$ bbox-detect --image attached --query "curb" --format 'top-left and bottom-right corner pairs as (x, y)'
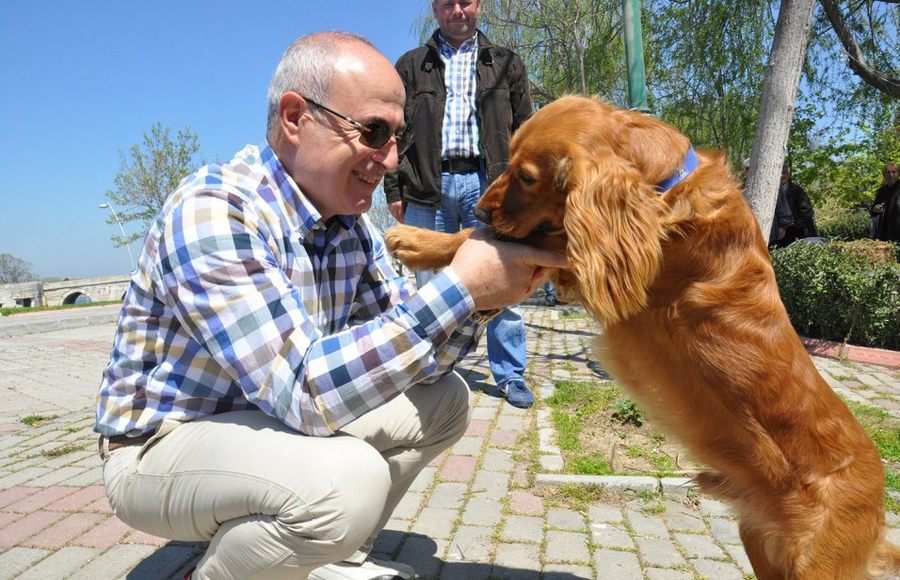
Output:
(535, 473), (698, 498)
(801, 336), (900, 369)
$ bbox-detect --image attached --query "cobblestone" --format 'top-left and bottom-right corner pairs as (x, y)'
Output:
(1, 304), (898, 578)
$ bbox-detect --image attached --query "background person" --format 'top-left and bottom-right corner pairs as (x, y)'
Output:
(95, 31), (564, 580)
(871, 162), (900, 242)
(384, 0), (536, 408)
(770, 163), (818, 247)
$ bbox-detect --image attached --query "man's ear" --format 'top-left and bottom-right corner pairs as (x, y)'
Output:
(279, 92), (307, 142)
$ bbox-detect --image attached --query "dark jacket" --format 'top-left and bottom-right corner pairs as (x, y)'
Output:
(872, 182), (900, 242)
(785, 181), (818, 238)
(384, 30), (532, 206)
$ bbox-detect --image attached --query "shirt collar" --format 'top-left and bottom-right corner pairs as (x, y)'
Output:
(259, 141), (357, 236)
(437, 30), (478, 57)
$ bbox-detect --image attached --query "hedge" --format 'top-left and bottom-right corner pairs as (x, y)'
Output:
(771, 239), (899, 350)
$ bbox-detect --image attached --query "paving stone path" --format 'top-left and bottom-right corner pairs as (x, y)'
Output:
(0, 303), (897, 579)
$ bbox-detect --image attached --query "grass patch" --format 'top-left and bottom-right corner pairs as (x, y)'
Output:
(0, 300), (120, 317)
(843, 399), (900, 512)
(545, 380), (700, 478)
(41, 442), (84, 458)
(21, 414), (57, 427)
(570, 453), (614, 475)
(546, 483), (609, 512)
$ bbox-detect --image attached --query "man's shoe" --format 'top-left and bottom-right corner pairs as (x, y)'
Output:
(307, 557), (417, 580)
(499, 381), (534, 409)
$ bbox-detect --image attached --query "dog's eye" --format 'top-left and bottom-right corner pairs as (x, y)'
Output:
(518, 171), (536, 186)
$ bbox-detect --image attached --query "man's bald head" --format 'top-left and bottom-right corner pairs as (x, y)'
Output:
(266, 32), (390, 140)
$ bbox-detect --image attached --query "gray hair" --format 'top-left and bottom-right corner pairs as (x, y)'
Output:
(266, 31), (374, 139)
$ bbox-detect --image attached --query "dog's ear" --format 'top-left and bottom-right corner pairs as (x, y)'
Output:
(553, 156), (573, 193)
(563, 150), (666, 324)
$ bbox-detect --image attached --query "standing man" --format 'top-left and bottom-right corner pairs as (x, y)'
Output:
(96, 32), (564, 580)
(871, 162), (900, 242)
(385, 0), (535, 408)
(770, 163), (818, 247)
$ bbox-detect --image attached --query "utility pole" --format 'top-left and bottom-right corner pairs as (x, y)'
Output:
(623, 0), (650, 112)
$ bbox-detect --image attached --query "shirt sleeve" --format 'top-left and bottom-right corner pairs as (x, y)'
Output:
(152, 190), (479, 436)
(350, 219), (485, 381)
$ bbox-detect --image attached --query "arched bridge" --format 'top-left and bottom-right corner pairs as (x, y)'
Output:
(0, 275), (129, 309)
(41, 275), (130, 307)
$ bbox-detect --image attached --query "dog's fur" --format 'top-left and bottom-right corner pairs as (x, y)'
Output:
(385, 96), (900, 579)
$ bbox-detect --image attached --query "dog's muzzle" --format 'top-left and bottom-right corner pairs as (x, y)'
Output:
(474, 206), (492, 224)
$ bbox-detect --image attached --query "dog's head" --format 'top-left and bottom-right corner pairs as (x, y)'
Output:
(477, 96), (693, 323)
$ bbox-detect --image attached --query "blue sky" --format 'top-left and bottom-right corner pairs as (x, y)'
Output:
(0, 0), (427, 279)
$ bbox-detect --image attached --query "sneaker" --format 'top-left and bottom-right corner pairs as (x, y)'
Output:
(307, 556), (417, 580)
(498, 381), (534, 409)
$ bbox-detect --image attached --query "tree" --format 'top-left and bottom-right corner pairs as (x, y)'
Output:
(745, 0), (819, 240)
(816, 0), (899, 98)
(480, 0), (628, 104)
(105, 123), (202, 245)
(647, 0), (774, 166)
(0, 253), (37, 284)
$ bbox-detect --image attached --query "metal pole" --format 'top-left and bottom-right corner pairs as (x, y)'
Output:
(99, 202), (136, 271)
(623, 0), (650, 112)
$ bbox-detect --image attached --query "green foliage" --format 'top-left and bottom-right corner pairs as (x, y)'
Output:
(814, 198), (871, 241)
(649, 0), (770, 163)
(612, 399), (645, 427)
(771, 240), (900, 349)
(480, 0), (627, 103)
(106, 123), (202, 246)
(791, 119), (900, 208)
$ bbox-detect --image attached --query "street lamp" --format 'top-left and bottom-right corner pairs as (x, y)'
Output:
(99, 202), (136, 271)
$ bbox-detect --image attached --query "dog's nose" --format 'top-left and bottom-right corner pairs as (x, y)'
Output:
(474, 206), (492, 224)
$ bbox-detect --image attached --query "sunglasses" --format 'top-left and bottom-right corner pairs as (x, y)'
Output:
(303, 95), (411, 153)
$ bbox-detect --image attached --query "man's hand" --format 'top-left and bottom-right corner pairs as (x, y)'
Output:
(388, 201), (404, 223)
(447, 230), (568, 310)
(873, 202), (885, 215)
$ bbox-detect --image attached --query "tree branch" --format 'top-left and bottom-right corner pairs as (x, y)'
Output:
(818, 0), (900, 97)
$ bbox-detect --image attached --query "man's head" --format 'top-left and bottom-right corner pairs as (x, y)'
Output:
(780, 163), (791, 187)
(432, 0), (481, 48)
(883, 162), (898, 186)
(267, 32), (405, 220)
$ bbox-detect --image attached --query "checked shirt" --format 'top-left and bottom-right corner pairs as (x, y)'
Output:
(95, 143), (482, 437)
(438, 32), (480, 160)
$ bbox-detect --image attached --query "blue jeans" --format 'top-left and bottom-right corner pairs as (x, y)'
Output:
(405, 170), (527, 389)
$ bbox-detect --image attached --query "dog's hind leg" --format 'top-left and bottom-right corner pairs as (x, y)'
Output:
(738, 520), (786, 580)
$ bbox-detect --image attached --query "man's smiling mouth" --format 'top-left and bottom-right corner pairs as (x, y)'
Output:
(353, 170), (381, 185)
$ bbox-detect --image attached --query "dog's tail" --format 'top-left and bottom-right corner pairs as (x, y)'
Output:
(868, 534), (900, 578)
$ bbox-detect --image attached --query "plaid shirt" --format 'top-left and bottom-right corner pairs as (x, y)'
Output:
(438, 32), (480, 159)
(95, 143), (482, 437)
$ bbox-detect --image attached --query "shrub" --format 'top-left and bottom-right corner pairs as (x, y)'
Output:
(771, 239), (900, 350)
(815, 197), (871, 241)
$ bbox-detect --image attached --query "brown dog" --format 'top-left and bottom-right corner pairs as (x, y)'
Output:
(385, 96), (899, 579)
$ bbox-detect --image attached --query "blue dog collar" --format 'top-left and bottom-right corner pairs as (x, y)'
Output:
(656, 145), (698, 192)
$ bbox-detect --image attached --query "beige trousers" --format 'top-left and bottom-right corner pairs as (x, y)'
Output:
(102, 373), (471, 579)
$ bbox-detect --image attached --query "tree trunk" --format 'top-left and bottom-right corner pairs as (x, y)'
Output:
(744, 0), (817, 241)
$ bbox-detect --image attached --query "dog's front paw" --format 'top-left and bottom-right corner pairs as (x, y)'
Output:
(384, 225), (464, 270)
(384, 225), (428, 268)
